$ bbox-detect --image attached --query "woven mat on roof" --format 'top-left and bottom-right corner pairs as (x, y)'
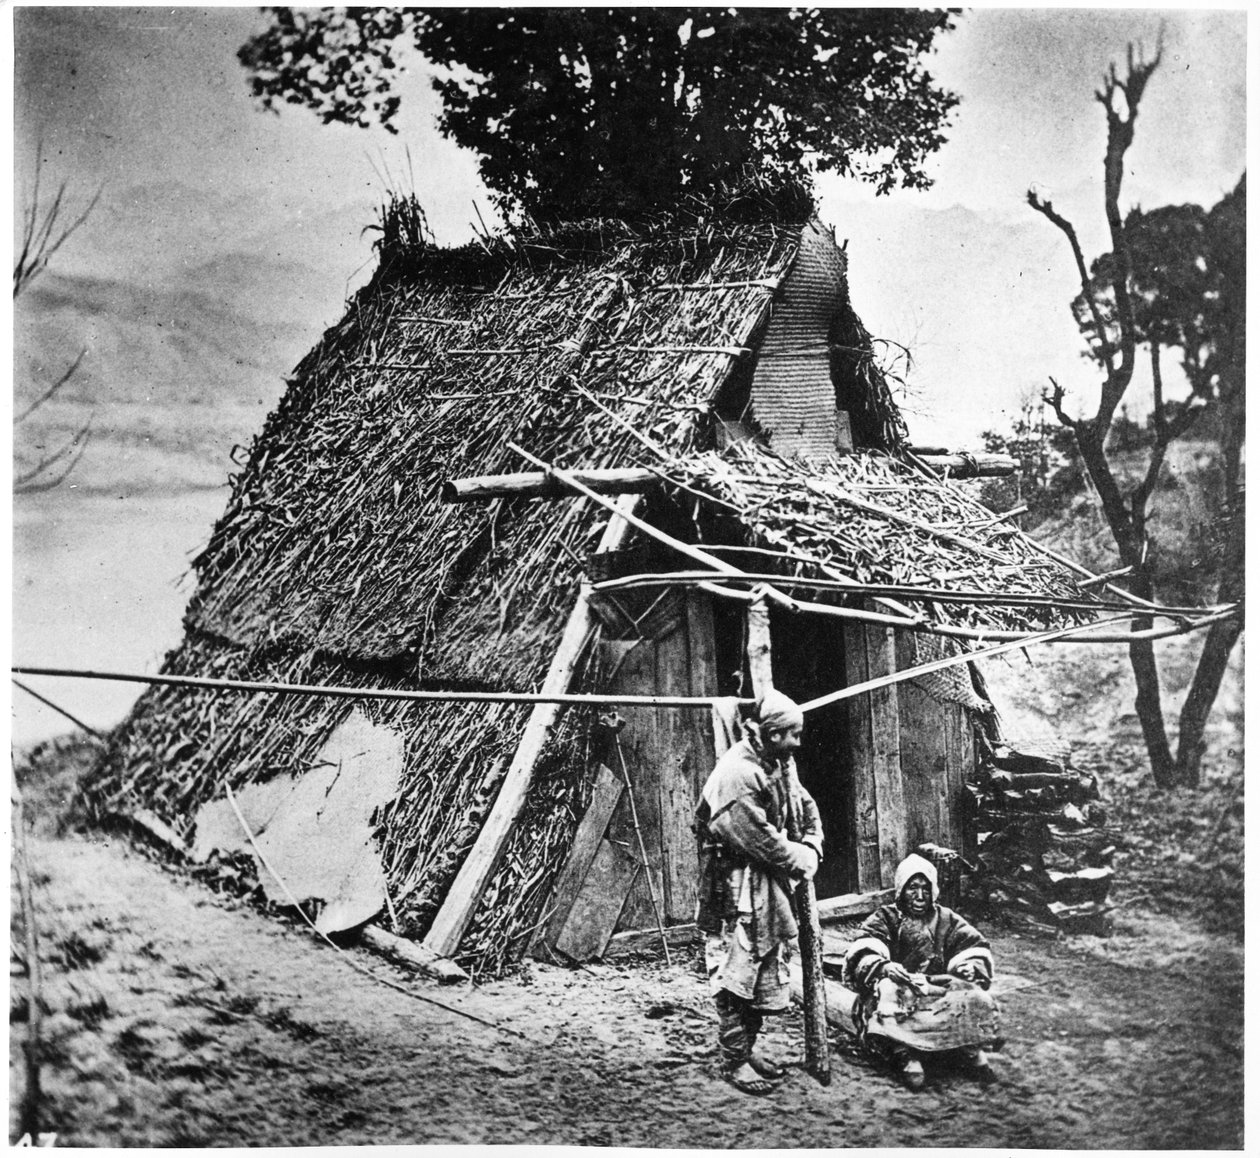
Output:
(908, 634), (992, 712)
(660, 443), (1101, 634)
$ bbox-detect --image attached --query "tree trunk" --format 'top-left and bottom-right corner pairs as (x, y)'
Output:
(1129, 632), (1176, 788)
(1174, 616), (1243, 788)
(1074, 429), (1177, 789)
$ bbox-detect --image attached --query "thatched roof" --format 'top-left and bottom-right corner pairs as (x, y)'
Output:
(653, 443), (1095, 635)
(185, 199), (886, 682)
(84, 192), (1094, 975)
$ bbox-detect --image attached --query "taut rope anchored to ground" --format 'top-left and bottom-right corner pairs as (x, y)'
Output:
(222, 781), (538, 1044)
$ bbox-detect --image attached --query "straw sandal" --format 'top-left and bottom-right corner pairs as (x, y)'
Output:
(749, 1054), (788, 1082)
(724, 1063), (776, 1095)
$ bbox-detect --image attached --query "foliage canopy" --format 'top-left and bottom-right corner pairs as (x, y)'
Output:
(1075, 176), (1246, 423)
(239, 7), (960, 220)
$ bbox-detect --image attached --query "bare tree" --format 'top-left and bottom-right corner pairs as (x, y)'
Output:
(1029, 37), (1244, 788)
(13, 166), (99, 493)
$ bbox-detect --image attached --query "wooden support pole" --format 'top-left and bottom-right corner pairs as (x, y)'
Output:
(442, 468), (658, 503)
(745, 597), (831, 1086)
(745, 598), (774, 694)
(910, 452), (1018, 478)
(422, 495), (640, 959)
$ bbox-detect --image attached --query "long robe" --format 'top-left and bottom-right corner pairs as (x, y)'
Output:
(844, 899), (999, 1054)
(694, 731), (822, 959)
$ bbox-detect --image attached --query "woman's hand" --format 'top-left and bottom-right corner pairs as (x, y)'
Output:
(952, 961), (980, 983)
(881, 961), (915, 987)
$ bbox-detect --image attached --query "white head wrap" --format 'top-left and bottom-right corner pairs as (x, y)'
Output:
(755, 688), (804, 732)
(895, 852), (939, 905)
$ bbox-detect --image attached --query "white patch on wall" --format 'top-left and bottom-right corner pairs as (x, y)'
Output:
(191, 708), (404, 933)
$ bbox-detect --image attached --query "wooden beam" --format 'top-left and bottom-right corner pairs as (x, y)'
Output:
(789, 961), (859, 1027)
(911, 452), (1018, 478)
(746, 598), (774, 693)
(422, 495), (639, 958)
(361, 925), (468, 984)
(442, 468), (658, 504)
(867, 623), (907, 885)
(745, 595), (830, 1085)
(816, 887), (894, 923)
(602, 923), (699, 959)
(442, 454), (1017, 507)
(552, 839), (640, 961)
(535, 764), (625, 952)
(843, 622), (882, 891)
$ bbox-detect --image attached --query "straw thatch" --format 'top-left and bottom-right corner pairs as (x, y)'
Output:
(83, 187), (1093, 975)
(653, 442), (1096, 634)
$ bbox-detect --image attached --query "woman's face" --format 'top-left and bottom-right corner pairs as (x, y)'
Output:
(901, 874), (933, 916)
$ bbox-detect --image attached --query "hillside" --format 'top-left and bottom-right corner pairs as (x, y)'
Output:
(14, 266), (328, 495)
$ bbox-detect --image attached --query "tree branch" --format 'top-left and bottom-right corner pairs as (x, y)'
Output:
(14, 417), (93, 495)
(15, 349), (87, 424)
(1041, 376), (1080, 430)
(1095, 35), (1163, 421)
(1026, 192), (1115, 370)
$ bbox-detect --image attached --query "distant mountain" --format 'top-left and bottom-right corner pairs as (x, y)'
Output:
(14, 263), (330, 495)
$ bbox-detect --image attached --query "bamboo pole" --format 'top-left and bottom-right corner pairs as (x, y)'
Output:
(12, 677), (104, 737)
(422, 494), (640, 959)
(12, 603), (1235, 720)
(796, 613), (1146, 714)
(591, 570), (1215, 616)
(9, 665), (745, 709)
(690, 585), (1236, 645)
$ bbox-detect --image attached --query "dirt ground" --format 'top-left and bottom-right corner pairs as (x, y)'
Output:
(10, 822), (1243, 1149)
(10, 638), (1244, 1148)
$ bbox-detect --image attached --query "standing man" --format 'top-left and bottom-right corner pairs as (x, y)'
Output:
(694, 689), (823, 1094)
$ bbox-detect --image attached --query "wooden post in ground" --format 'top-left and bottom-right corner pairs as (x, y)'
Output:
(746, 598), (831, 1085)
(422, 495), (639, 959)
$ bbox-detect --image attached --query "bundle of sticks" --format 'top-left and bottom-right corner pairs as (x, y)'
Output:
(966, 741), (1116, 936)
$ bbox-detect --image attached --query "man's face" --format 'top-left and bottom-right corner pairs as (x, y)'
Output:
(902, 874), (933, 916)
(764, 723), (803, 755)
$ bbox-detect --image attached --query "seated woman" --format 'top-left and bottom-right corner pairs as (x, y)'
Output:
(844, 852), (1000, 1090)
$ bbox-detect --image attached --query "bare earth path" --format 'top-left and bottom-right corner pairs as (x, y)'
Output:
(11, 831), (1242, 1148)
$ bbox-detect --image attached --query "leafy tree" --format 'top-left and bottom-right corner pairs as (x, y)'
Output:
(979, 388), (1081, 522)
(239, 7), (960, 221)
(1029, 39), (1244, 788)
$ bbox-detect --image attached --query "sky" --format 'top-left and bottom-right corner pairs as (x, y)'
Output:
(14, 6), (1246, 257)
(12, 5), (1247, 429)
(6, 3), (1250, 743)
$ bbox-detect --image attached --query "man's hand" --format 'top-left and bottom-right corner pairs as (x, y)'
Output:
(881, 961), (915, 987)
(792, 843), (820, 881)
(952, 961), (981, 983)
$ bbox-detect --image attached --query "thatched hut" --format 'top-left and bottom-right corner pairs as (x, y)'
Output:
(85, 187), (1102, 975)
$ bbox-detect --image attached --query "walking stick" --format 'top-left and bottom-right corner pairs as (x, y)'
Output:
(786, 774), (831, 1085)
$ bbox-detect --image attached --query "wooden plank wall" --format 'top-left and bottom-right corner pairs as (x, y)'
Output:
(894, 632), (977, 857)
(842, 619), (905, 891)
(603, 592), (717, 931)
